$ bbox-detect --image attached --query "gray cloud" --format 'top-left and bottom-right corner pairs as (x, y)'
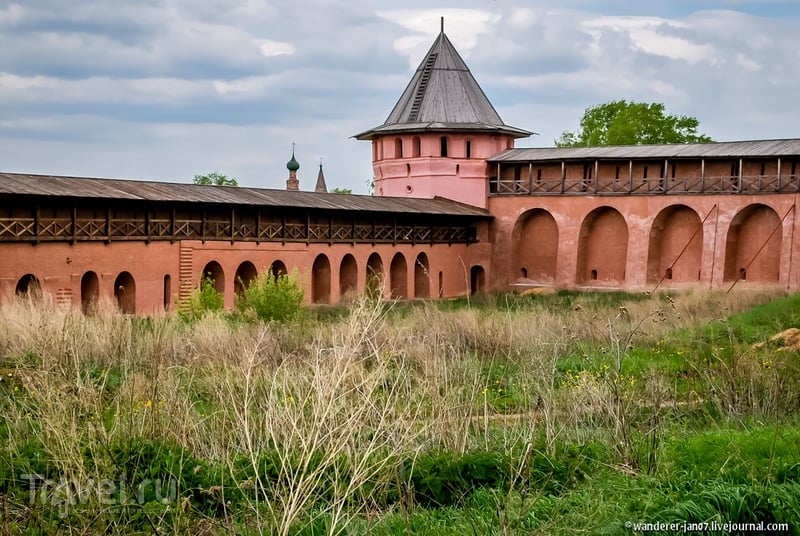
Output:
(1, 0), (798, 193)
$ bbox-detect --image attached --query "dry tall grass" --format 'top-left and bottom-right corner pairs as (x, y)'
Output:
(0, 287), (791, 534)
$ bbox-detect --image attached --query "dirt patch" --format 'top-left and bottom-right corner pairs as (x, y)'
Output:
(753, 327), (800, 352)
(520, 287), (557, 296)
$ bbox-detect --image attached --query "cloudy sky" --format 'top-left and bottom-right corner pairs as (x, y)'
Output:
(1, 0), (798, 193)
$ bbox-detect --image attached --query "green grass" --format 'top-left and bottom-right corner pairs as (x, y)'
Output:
(2, 290), (800, 534)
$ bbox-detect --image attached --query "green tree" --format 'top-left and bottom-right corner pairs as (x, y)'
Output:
(193, 172), (238, 186)
(555, 100), (712, 147)
(330, 187), (352, 194)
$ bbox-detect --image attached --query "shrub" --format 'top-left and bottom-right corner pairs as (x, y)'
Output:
(179, 275), (224, 321)
(237, 268), (305, 323)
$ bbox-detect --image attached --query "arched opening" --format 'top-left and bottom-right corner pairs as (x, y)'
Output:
(513, 209), (559, 284)
(389, 253), (407, 299)
(414, 253), (430, 299)
(81, 271), (100, 313)
(114, 271), (136, 314)
(646, 205), (703, 284)
(201, 261), (225, 295)
(366, 253), (383, 297)
(15, 274), (41, 298)
(395, 138), (403, 158)
(412, 136), (421, 157)
(576, 207), (628, 285)
(234, 261), (258, 296)
(163, 274), (171, 310)
(724, 204), (782, 283)
(312, 254), (331, 304)
(339, 254), (358, 301)
(470, 266), (485, 295)
(271, 260), (288, 279)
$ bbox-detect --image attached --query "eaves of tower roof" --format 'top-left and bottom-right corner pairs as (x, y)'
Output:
(355, 30), (531, 140)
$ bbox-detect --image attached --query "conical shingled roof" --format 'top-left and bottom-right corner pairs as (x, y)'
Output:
(355, 28), (530, 140)
(314, 164), (328, 193)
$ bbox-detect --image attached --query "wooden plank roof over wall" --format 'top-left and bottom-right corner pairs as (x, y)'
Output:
(0, 172), (491, 218)
(489, 139), (800, 163)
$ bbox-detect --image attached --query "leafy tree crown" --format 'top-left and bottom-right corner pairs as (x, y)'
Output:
(193, 172), (238, 187)
(555, 100), (712, 147)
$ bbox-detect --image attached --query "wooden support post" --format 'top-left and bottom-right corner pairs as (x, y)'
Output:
(230, 208), (235, 243)
(145, 209), (151, 243)
(628, 160), (633, 193)
(528, 162), (533, 193)
(738, 157), (743, 192)
(561, 161), (566, 193)
(256, 210), (261, 244)
(170, 207), (176, 242)
(34, 205), (40, 244)
(701, 159), (705, 192)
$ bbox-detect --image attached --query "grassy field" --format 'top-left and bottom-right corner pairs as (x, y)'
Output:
(1, 288), (799, 535)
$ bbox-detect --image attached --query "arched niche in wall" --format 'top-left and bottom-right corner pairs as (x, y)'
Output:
(366, 253), (384, 297)
(647, 205), (703, 284)
(389, 253), (407, 299)
(15, 274), (41, 298)
(271, 260), (288, 278)
(414, 252), (430, 299)
(312, 254), (331, 304)
(114, 271), (136, 314)
(470, 266), (485, 295)
(81, 271), (100, 313)
(724, 204), (782, 283)
(339, 254), (358, 301)
(576, 207), (628, 285)
(201, 261), (225, 295)
(234, 261), (258, 296)
(512, 208), (559, 284)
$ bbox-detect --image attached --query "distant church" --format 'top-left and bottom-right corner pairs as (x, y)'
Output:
(2, 22), (799, 313)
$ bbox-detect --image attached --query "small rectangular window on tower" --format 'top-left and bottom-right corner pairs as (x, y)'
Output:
(440, 137), (448, 157)
(465, 140), (472, 159)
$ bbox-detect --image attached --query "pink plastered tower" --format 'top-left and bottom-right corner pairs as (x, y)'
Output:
(355, 20), (530, 209)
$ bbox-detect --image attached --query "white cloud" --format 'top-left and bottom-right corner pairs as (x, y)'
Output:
(257, 39), (295, 57)
(736, 53), (761, 71)
(582, 16), (716, 64)
(377, 8), (500, 67)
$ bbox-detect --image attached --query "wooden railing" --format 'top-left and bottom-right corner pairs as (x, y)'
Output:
(0, 212), (477, 245)
(489, 174), (800, 196)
